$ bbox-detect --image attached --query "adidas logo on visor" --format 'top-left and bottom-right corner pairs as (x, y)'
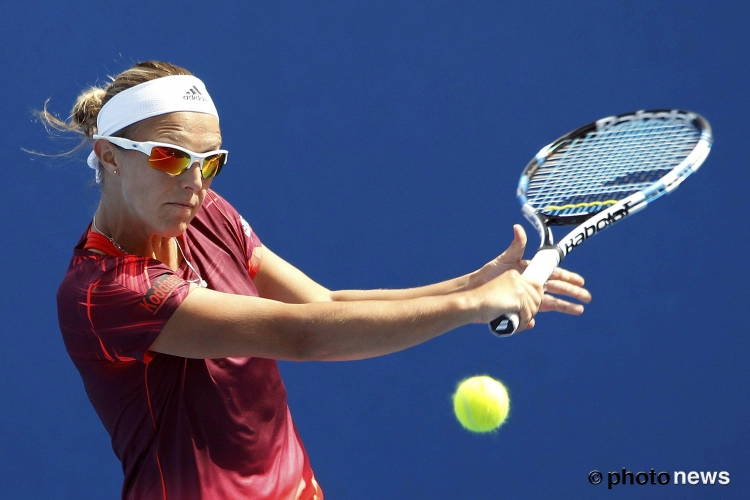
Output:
(184, 85), (208, 102)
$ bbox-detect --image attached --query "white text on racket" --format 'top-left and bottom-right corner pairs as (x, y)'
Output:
(563, 201), (633, 255)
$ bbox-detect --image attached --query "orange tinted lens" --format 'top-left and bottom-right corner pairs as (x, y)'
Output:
(149, 147), (191, 174)
(201, 153), (226, 178)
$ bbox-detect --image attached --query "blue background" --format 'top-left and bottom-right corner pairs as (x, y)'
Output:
(1, 1), (747, 498)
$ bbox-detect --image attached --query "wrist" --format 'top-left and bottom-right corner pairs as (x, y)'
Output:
(453, 288), (481, 324)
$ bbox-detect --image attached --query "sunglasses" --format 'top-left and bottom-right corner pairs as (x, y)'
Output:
(93, 135), (228, 178)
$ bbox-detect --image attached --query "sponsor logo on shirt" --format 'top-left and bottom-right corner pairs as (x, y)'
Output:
(140, 274), (184, 314)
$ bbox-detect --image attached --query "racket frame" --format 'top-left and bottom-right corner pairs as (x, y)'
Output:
(489, 109), (712, 336)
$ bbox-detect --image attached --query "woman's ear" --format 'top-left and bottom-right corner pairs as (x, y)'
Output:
(94, 139), (120, 176)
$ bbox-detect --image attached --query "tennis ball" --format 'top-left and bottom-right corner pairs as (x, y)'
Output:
(453, 375), (510, 433)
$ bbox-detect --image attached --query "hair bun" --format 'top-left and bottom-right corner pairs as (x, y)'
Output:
(71, 86), (107, 138)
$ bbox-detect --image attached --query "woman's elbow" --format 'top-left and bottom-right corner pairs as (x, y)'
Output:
(280, 329), (350, 362)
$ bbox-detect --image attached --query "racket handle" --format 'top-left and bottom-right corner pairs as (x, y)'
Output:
(488, 248), (561, 337)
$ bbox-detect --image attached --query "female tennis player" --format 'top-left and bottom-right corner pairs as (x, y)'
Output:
(47, 61), (591, 500)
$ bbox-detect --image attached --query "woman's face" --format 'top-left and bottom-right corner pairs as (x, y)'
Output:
(107, 112), (222, 238)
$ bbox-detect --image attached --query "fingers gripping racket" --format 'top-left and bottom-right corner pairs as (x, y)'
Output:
(489, 109), (712, 336)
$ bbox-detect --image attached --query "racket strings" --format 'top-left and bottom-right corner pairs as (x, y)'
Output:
(526, 118), (701, 217)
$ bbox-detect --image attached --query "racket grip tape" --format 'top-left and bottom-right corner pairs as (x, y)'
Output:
(488, 247), (562, 337)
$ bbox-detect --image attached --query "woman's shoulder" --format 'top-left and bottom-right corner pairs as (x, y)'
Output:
(191, 190), (262, 273)
(58, 245), (175, 303)
(194, 189), (250, 237)
(201, 189), (237, 216)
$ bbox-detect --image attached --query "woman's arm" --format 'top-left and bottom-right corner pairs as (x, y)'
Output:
(252, 244), (471, 303)
(150, 267), (541, 361)
(149, 225), (589, 361)
(255, 225), (591, 311)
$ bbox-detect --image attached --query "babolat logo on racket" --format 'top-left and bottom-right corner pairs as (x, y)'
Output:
(596, 110), (697, 131)
(140, 274), (184, 314)
(563, 202), (633, 255)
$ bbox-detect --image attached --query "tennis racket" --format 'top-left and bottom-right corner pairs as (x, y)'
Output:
(489, 109), (712, 336)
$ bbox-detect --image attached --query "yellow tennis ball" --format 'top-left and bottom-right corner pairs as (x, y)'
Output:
(453, 375), (510, 433)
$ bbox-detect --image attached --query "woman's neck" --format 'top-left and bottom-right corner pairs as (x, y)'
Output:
(93, 205), (182, 270)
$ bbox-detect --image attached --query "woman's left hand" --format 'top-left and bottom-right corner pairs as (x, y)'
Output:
(467, 224), (592, 316)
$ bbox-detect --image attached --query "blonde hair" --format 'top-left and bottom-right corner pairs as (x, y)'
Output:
(37, 61), (192, 149)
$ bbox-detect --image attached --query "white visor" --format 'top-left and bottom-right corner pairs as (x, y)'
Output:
(87, 74), (219, 182)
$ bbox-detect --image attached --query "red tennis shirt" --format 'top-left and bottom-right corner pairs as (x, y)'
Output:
(57, 190), (322, 500)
